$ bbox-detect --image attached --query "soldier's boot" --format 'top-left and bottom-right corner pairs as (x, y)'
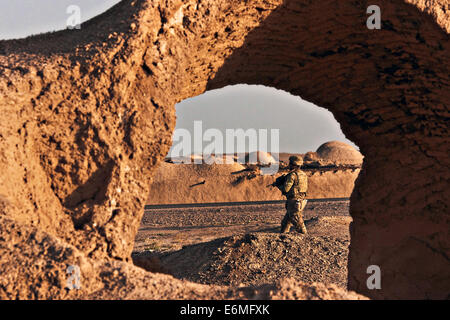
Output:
(281, 221), (292, 233)
(298, 222), (308, 235)
(294, 214), (308, 235)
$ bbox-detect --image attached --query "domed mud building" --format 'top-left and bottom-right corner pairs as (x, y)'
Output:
(240, 151), (277, 165)
(316, 141), (364, 165)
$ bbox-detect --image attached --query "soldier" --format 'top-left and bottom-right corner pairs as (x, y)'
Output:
(271, 155), (308, 234)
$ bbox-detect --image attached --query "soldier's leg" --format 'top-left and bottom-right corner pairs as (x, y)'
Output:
(280, 213), (292, 233)
(296, 200), (308, 234)
(298, 212), (308, 234)
(292, 211), (307, 234)
(281, 201), (293, 233)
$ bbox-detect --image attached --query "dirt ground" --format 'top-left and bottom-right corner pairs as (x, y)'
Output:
(133, 200), (352, 288)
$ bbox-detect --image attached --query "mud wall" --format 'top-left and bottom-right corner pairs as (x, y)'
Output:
(0, 0), (448, 299)
(147, 162), (360, 204)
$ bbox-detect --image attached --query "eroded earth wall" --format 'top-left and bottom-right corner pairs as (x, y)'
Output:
(0, 0), (448, 299)
(146, 163), (361, 204)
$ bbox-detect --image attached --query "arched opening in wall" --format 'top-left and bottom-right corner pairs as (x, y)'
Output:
(132, 84), (364, 289)
(0, 0), (445, 300)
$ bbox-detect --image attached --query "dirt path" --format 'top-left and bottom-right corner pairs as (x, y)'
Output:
(133, 200), (350, 253)
(158, 232), (350, 288)
(132, 200), (351, 289)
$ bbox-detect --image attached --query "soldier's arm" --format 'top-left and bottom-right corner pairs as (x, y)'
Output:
(280, 173), (295, 193)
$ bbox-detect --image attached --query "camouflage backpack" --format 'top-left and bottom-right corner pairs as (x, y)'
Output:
(286, 170), (308, 199)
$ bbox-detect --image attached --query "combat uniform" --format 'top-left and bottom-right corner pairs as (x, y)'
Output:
(277, 166), (308, 234)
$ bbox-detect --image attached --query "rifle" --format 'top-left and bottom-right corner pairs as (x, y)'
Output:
(266, 174), (287, 188)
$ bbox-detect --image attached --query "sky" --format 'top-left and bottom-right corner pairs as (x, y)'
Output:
(1, 1), (357, 154)
(0, 0), (122, 40)
(174, 85), (356, 154)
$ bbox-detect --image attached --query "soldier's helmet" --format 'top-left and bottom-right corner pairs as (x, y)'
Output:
(289, 155), (303, 167)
